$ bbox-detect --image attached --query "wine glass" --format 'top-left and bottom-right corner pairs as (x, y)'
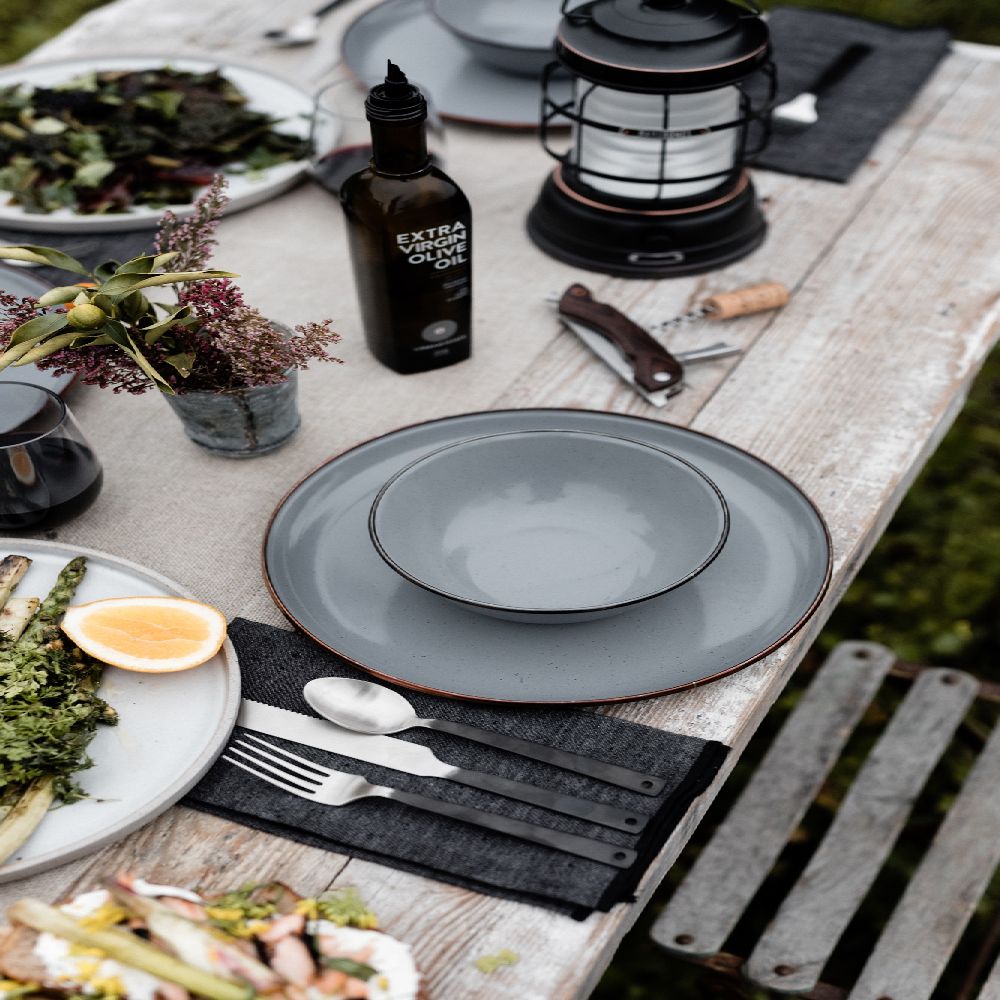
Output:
(310, 78), (447, 197)
(0, 382), (103, 531)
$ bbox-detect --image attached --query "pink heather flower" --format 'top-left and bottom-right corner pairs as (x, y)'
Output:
(0, 290), (41, 347)
(153, 173), (228, 271)
(24, 176), (341, 394)
(38, 344), (152, 394)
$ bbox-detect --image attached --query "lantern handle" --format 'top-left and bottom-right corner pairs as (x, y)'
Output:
(560, 0), (592, 25)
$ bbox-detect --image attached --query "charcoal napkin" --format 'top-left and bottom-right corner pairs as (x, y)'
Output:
(0, 227), (152, 285)
(186, 618), (728, 917)
(753, 8), (951, 183)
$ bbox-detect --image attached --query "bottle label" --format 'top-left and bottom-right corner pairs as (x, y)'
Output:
(395, 221), (469, 271)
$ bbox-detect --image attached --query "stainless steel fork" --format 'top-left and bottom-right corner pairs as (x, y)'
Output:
(224, 736), (637, 868)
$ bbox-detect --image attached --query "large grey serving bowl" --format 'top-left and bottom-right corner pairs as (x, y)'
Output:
(368, 429), (729, 623)
(429, 0), (560, 77)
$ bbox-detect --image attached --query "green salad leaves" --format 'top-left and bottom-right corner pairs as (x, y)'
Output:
(0, 67), (311, 215)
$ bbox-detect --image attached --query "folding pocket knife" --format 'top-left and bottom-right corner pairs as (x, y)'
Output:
(552, 283), (741, 407)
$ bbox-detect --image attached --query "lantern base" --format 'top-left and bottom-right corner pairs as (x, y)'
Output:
(526, 169), (767, 278)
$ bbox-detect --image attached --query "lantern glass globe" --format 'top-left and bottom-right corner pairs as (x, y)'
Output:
(573, 83), (742, 201)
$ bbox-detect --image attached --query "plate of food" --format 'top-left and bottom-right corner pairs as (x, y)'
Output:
(0, 875), (422, 999)
(0, 539), (240, 883)
(0, 56), (315, 232)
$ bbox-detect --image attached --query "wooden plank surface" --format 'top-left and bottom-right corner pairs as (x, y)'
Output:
(980, 955), (1000, 1000)
(745, 669), (978, 994)
(0, 4), (999, 998)
(651, 641), (893, 958)
(849, 718), (1000, 1000)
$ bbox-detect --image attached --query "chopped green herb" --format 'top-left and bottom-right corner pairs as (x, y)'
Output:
(204, 883), (279, 926)
(474, 949), (520, 974)
(313, 887), (379, 929)
(321, 958), (378, 981)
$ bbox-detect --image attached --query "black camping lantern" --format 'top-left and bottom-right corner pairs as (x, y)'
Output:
(527, 0), (776, 277)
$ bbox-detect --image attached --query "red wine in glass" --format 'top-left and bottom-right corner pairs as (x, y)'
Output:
(0, 383), (103, 531)
(0, 436), (102, 531)
(313, 144), (374, 196)
(314, 144), (444, 197)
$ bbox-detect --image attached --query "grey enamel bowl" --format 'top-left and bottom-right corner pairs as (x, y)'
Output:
(430, 0), (560, 77)
(368, 429), (729, 623)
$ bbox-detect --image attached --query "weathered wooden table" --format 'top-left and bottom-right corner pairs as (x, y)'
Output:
(2, 2), (1000, 997)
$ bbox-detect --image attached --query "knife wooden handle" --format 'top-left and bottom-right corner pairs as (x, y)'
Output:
(558, 283), (683, 393)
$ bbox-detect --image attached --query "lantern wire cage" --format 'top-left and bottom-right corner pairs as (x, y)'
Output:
(527, 0), (778, 276)
(539, 61), (776, 207)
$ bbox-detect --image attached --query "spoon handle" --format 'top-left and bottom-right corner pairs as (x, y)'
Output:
(426, 718), (666, 796)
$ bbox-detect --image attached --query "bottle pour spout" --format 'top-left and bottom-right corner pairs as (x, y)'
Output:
(366, 59), (426, 124)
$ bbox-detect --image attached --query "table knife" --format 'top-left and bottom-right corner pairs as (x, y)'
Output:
(237, 700), (648, 833)
(553, 283), (741, 406)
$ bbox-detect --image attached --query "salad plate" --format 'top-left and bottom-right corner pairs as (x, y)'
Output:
(370, 429), (729, 623)
(0, 265), (74, 396)
(0, 56), (314, 233)
(264, 409), (832, 704)
(341, 0), (571, 128)
(0, 538), (240, 883)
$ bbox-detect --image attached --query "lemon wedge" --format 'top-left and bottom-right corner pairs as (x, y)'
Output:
(61, 597), (226, 673)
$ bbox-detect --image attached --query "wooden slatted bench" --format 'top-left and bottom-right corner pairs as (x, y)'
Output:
(651, 641), (1000, 1000)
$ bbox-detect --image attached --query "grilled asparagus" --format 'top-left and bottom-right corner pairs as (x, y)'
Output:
(0, 555), (117, 867)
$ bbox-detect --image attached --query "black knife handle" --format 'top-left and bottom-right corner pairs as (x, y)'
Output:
(389, 789), (637, 868)
(810, 43), (872, 96)
(447, 766), (647, 833)
(558, 283), (683, 393)
(315, 0), (354, 17)
(429, 717), (666, 796)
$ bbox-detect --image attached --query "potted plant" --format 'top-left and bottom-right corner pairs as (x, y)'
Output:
(0, 177), (341, 456)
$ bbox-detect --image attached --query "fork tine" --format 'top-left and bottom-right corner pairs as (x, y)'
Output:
(228, 746), (321, 788)
(239, 734), (334, 778)
(222, 754), (317, 798)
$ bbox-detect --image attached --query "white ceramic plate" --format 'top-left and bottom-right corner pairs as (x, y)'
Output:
(0, 56), (315, 233)
(0, 539), (240, 882)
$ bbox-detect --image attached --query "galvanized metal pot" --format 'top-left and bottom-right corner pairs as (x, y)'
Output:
(165, 371), (300, 458)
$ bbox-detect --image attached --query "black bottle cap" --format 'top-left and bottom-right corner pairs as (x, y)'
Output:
(365, 60), (427, 124)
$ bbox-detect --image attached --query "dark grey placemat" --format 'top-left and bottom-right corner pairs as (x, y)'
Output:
(186, 618), (728, 917)
(753, 8), (951, 183)
(0, 226), (153, 286)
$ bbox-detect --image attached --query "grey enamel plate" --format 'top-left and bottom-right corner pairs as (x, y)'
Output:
(342, 0), (570, 128)
(264, 410), (832, 704)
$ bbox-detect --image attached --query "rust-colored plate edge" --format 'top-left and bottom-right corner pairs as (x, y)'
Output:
(260, 407), (833, 706)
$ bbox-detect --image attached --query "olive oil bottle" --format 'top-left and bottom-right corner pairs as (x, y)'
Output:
(341, 62), (472, 374)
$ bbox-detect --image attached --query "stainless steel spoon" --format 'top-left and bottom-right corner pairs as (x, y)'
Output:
(262, 0), (352, 46)
(772, 42), (872, 130)
(303, 676), (666, 796)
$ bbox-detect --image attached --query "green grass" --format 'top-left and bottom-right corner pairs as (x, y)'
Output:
(760, 0), (1000, 45)
(0, 0), (109, 65)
